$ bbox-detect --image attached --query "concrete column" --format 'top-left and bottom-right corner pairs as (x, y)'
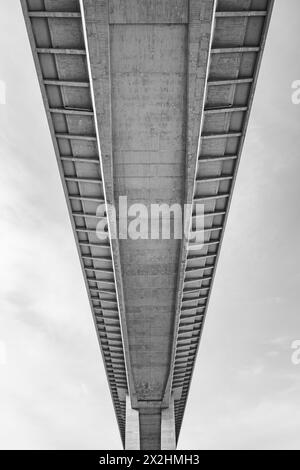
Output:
(161, 395), (176, 450)
(125, 395), (176, 449)
(139, 408), (161, 450)
(125, 395), (140, 450)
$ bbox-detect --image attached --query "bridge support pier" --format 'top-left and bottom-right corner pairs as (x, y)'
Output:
(125, 395), (176, 450)
(161, 396), (176, 450)
(125, 395), (140, 450)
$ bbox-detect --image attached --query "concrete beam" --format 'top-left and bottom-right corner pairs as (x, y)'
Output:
(163, 0), (217, 407)
(49, 108), (94, 116)
(28, 12), (82, 18)
(36, 48), (86, 55)
(80, 0), (137, 407)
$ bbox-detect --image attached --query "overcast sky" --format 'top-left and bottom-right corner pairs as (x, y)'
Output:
(0, 1), (299, 450)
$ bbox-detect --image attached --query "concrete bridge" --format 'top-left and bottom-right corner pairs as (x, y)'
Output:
(22, 0), (274, 449)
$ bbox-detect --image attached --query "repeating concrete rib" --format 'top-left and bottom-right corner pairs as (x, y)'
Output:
(21, 0), (128, 445)
(171, 0), (275, 440)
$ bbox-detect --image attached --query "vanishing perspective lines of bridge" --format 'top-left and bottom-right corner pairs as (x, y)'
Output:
(21, 0), (274, 449)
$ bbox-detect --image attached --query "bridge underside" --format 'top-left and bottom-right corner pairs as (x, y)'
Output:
(22, 0), (274, 449)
